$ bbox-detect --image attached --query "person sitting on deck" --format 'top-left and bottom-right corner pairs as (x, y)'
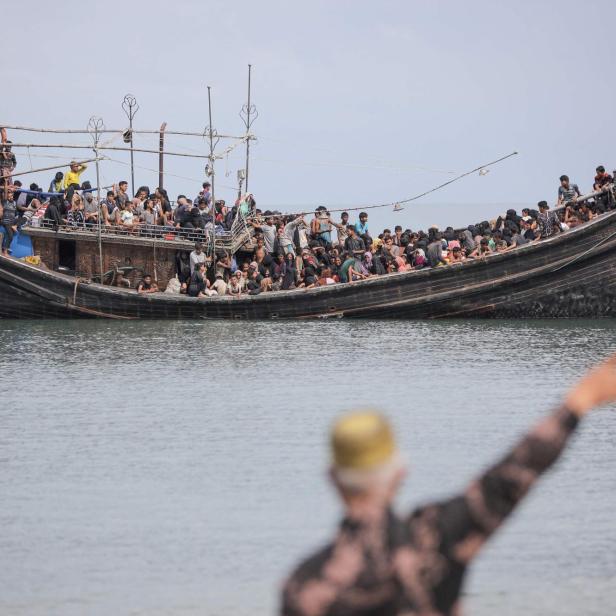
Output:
(469, 237), (493, 257)
(519, 216), (537, 241)
(339, 252), (366, 283)
(140, 198), (158, 232)
(211, 272), (228, 296)
(558, 174), (581, 205)
(101, 191), (119, 226)
(63, 161), (87, 189)
(592, 165), (614, 213)
(173, 195), (191, 230)
(66, 194), (86, 228)
(449, 245), (465, 262)
(113, 271), (131, 288)
(281, 352), (616, 616)
(593, 165), (613, 191)
(119, 201), (139, 232)
(137, 274), (158, 294)
(426, 233), (447, 267)
(83, 192), (99, 225)
(228, 269), (245, 295)
(187, 261), (215, 298)
(43, 195), (65, 229)
(48, 171), (64, 193)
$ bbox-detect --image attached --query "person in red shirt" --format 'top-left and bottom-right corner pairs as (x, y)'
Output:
(593, 165), (613, 191)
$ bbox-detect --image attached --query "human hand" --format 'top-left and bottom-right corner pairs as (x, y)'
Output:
(565, 352), (616, 416)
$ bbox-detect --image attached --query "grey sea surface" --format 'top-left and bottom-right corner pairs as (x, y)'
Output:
(1, 319), (615, 616)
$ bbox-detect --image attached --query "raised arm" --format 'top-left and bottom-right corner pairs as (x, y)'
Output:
(430, 354), (616, 565)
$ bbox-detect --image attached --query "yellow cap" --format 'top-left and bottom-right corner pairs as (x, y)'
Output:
(331, 412), (396, 470)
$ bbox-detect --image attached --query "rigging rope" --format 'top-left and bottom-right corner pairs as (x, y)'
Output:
(102, 155), (239, 192)
(267, 151), (519, 217)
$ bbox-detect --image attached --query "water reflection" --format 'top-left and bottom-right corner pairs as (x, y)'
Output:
(1, 319), (615, 615)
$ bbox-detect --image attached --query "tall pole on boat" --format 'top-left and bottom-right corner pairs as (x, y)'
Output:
(87, 116), (105, 285)
(206, 86), (219, 275)
(158, 122), (167, 190)
(122, 94), (139, 197)
(239, 64), (258, 194)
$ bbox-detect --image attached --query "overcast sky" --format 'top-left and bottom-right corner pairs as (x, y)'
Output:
(4, 0), (616, 230)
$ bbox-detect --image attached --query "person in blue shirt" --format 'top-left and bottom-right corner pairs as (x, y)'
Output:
(354, 211), (369, 236)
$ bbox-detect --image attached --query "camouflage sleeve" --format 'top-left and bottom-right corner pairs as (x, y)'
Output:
(436, 406), (580, 564)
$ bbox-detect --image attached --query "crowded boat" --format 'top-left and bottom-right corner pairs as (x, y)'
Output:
(1, 126), (615, 297)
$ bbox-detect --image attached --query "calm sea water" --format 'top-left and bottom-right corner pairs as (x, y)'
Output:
(1, 319), (615, 615)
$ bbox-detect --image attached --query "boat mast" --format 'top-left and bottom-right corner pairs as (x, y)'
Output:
(240, 64), (258, 195)
(88, 116), (105, 284)
(121, 94), (139, 197)
(206, 86), (219, 275)
(158, 122), (167, 189)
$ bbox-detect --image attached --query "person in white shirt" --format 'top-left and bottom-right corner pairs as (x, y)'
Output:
(189, 242), (206, 274)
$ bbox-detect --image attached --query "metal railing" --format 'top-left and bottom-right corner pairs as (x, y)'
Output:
(26, 212), (255, 254)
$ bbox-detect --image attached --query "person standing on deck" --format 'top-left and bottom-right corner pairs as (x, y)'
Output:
(557, 175), (581, 205)
(535, 201), (561, 239)
(189, 242), (206, 274)
(331, 212), (349, 247)
(282, 353), (616, 616)
(0, 187), (18, 255)
(115, 181), (130, 207)
(344, 226), (366, 258)
(355, 211), (369, 236)
(311, 207), (333, 249)
(252, 215), (277, 254)
(280, 215), (305, 257)
(0, 128), (16, 192)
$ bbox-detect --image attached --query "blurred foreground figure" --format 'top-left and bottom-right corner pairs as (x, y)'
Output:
(282, 354), (616, 615)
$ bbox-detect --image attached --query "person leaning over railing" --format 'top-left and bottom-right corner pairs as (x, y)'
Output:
(281, 352), (616, 616)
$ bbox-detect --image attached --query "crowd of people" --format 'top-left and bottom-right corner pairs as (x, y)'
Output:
(172, 167), (614, 297)
(1, 128), (614, 291)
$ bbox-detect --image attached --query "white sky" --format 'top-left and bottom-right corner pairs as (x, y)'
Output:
(4, 0), (616, 230)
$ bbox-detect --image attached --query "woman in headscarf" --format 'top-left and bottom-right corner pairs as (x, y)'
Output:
(361, 251), (373, 275)
(395, 255), (411, 272)
(412, 248), (427, 269)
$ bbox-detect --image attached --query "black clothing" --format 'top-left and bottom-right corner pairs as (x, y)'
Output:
(344, 236), (366, 255)
(187, 271), (206, 297)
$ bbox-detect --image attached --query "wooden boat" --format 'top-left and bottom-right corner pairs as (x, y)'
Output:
(2, 205), (616, 319)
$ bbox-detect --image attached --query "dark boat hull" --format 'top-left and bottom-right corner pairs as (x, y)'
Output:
(2, 211), (616, 319)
